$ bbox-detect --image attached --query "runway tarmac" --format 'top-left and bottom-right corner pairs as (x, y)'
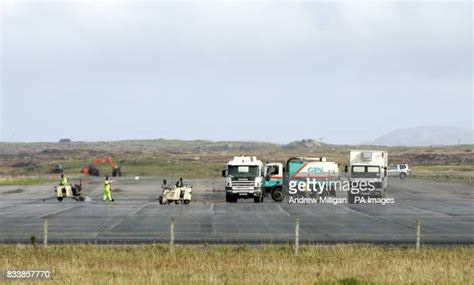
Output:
(0, 177), (472, 244)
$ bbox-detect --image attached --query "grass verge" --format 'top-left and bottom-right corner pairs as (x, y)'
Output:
(10, 158), (223, 179)
(0, 176), (55, 186)
(1, 244), (472, 284)
(411, 165), (473, 185)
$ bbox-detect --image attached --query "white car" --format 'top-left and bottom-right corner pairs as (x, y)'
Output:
(387, 164), (411, 179)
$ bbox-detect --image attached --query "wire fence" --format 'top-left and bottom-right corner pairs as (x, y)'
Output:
(1, 213), (472, 248)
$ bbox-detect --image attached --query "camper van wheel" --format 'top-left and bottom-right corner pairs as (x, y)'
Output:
(348, 193), (355, 204)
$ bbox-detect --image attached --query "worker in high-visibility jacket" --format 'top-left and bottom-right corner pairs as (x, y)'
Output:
(59, 174), (69, 186)
(103, 176), (114, 202)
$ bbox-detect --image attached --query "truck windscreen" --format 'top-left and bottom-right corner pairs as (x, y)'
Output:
(351, 166), (381, 178)
(228, 166), (259, 178)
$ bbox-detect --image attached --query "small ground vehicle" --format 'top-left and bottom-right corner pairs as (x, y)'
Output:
(81, 156), (122, 177)
(159, 186), (192, 205)
(55, 182), (84, 202)
(388, 164), (411, 179)
(51, 164), (63, 174)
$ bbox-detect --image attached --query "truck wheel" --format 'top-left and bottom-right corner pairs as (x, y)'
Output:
(57, 197), (63, 202)
(347, 193), (355, 204)
(183, 200), (190, 205)
(321, 189), (331, 197)
(254, 194), (263, 203)
(400, 172), (407, 179)
(271, 188), (284, 202)
(232, 195), (239, 203)
(226, 193), (234, 203)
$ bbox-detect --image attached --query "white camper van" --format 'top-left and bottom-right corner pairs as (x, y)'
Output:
(347, 150), (388, 203)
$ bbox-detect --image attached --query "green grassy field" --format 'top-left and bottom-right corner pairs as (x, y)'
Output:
(2, 157), (223, 180)
(1, 245), (472, 284)
(0, 176), (56, 186)
(411, 165), (473, 184)
(0, 140), (472, 184)
(1, 163), (472, 186)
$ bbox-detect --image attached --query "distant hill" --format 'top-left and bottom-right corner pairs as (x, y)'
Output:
(368, 126), (474, 146)
(283, 139), (324, 149)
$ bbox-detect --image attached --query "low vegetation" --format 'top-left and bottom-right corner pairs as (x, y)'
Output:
(411, 165), (473, 184)
(0, 176), (55, 186)
(1, 244), (472, 284)
(0, 140), (472, 184)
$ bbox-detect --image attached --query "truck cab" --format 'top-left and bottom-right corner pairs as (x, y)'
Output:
(263, 162), (284, 201)
(347, 150), (388, 203)
(223, 156), (264, 203)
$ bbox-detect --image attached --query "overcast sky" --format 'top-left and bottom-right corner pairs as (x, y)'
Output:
(0, 0), (472, 143)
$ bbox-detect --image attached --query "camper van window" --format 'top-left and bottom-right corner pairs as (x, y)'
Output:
(352, 166), (365, 173)
(367, 166), (379, 173)
(351, 166), (381, 178)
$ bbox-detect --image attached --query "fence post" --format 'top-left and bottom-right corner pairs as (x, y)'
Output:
(43, 219), (48, 247)
(295, 218), (299, 255)
(170, 217), (175, 250)
(416, 219), (421, 251)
